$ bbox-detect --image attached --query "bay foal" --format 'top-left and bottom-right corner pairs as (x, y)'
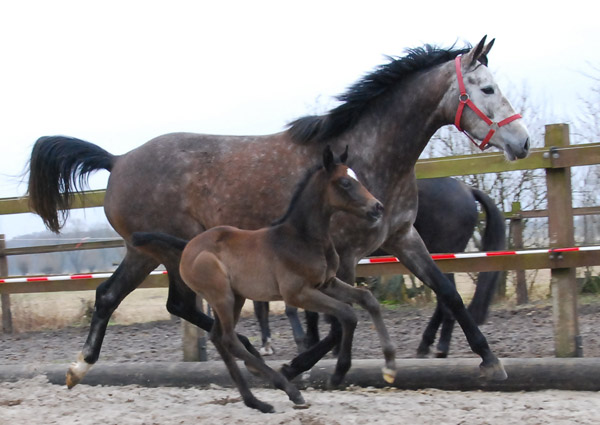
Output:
(132, 146), (396, 413)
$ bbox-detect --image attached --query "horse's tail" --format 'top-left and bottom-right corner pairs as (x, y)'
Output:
(131, 232), (189, 252)
(27, 136), (116, 233)
(467, 187), (506, 324)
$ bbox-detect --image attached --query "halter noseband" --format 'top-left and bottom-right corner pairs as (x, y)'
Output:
(454, 55), (522, 151)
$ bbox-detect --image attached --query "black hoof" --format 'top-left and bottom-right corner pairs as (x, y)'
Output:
(435, 351), (448, 359)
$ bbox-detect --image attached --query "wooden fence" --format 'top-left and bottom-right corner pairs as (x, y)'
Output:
(1, 123), (600, 358)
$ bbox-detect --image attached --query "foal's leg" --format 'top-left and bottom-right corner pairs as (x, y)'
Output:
(66, 248), (158, 388)
(213, 295), (305, 412)
(284, 287), (358, 388)
(210, 314), (275, 414)
(385, 228), (506, 380)
(416, 302), (443, 357)
(319, 277), (397, 383)
(253, 301), (274, 355)
(165, 264), (262, 359)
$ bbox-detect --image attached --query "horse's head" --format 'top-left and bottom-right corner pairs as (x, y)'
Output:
(323, 145), (384, 223)
(447, 36), (530, 160)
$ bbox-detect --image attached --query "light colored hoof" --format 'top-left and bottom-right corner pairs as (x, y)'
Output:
(259, 341), (275, 356)
(66, 352), (92, 389)
(382, 367), (396, 384)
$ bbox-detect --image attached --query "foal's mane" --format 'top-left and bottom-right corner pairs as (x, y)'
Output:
(270, 162), (325, 226)
(287, 44), (471, 145)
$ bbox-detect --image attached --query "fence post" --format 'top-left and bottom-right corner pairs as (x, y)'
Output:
(545, 124), (581, 357)
(181, 295), (208, 361)
(510, 202), (529, 305)
(0, 235), (13, 334)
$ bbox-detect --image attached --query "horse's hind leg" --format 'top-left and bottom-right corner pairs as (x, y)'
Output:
(66, 248), (158, 388)
(284, 305), (307, 352)
(417, 273), (456, 358)
(436, 274), (457, 358)
(254, 301), (274, 355)
(416, 303), (443, 357)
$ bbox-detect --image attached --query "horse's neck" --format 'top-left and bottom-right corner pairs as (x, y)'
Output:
(347, 64), (453, 192)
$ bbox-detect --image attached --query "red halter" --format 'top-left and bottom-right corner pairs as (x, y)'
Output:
(454, 55), (522, 151)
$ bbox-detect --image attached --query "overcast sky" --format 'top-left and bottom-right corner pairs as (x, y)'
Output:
(0, 0), (598, 238)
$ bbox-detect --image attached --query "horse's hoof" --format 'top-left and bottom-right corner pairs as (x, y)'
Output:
(382, 367), (396, 384)
(479, 359), (508, 381)
(435, 351), (448, 359)
(416, 346), (430, 358)
(248, 400), (275, 414)
(290, 392), (306, 406)
(66, 353), (92, 389)
(259, 342), (275, 356)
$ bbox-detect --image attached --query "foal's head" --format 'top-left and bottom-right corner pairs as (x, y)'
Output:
(322, 146), (384, 223)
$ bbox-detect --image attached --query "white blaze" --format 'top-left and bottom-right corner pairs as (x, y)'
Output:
(347, 168), (359, 181)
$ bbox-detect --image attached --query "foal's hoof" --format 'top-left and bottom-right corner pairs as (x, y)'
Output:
(246, 399), (275, 414)
(479, 359), (508, 381)
(382, 367), (396, 384)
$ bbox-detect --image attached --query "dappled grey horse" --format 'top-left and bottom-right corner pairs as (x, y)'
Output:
(27, 36), (528, 387)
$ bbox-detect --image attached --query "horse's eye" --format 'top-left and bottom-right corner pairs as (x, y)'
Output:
(339, 178), (352, 189)
(482, 86), (495, 95)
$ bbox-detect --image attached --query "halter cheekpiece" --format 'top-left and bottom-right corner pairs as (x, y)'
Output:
(454, 55), (522, 150)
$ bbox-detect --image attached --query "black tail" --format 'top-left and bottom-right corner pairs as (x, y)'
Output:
(131, 232), (189, 252)
(467, 188), (507, 324)
(27, 136), (115, 233)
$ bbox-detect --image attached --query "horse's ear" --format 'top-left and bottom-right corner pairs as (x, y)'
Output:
(323, 145), (335, 172)
(464, 35), (488, 67)
(340, 145), (349, 164)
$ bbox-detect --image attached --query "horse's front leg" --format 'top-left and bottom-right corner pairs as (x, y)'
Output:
(383, 228), (507, 381)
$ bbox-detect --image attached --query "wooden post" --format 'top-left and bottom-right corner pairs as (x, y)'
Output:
(0, 235), (13, 334)
(510, 202), (529, 305)
(545, 124), (581, 357)
(181, 295), (208, 361)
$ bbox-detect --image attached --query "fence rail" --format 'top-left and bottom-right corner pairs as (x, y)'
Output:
(1, 124), (598, 357)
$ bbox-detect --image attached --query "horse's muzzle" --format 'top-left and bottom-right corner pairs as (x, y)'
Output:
(367, 202), (384, 222)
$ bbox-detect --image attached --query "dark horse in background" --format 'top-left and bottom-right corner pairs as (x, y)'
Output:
(26, 36), (529, 388)
(254, 177), (506, 358)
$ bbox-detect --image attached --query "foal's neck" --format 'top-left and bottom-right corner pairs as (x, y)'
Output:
(280, 173), (334, 243)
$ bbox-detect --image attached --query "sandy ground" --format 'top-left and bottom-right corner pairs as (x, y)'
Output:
(1, 281), (600, 424)
(1, 375), (599, 425)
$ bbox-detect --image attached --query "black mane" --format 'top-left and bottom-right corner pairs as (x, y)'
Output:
(270, 163), (323, 226)
(287, 44), (470, 144)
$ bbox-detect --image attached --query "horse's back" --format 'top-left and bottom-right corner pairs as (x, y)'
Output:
(103, 131), (310, 240)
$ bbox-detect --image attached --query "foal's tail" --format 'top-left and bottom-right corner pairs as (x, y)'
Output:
(131, 232), (189, 252)
(27, 136), (116, 233)
(467, 188), (507, 324)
